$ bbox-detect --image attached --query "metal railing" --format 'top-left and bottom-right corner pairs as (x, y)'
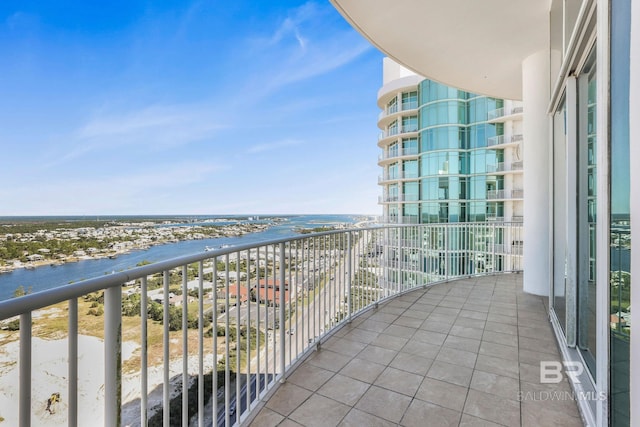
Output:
(487, 161), (524, 173)
(487, 189), (524, 200)
(378, 169), (420, 183)
(487, 105), (524, 121)
(378, 124), (419, 141)
(0, 223), (522, 427)
(378, 146), (420, 162)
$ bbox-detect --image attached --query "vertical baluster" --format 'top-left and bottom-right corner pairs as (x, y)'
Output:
(19, 313), (31, 427)
(235, 252), (241, 426)
(197, 262), (204, 427)
(141, 276), (148, 426)
(105, 285), (122, 427)
(68, 298), (78, 427)
(163, 271), (170, 427)
(279, 242), (286, 381)
(182, 265), (189, 427)
(224, 255), (230, 427)
(212, 257), (218, 427)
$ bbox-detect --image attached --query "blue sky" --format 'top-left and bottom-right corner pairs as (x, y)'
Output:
(0, 1), (383, 216)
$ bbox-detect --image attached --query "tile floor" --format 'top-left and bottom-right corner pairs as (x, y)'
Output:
(249, 274), (584, 427)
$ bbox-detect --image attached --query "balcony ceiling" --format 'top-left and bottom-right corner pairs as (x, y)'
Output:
(331, 0), (549, 100)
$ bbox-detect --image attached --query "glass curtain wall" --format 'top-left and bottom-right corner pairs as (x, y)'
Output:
(610, 0), (631, 424)
(577, 47), (597, 378)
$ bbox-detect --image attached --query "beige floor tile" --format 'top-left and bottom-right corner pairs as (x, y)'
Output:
(454, 316), (486, 330)
(470, 370), (520, 400)
(449, 325), (484, 340)
(474, 354), (520, 379)
(427, 360), (474, 387)
(373, 366), (423, 396)
(463, 389), (520, 427)
(356, 344), (398, 365)
(479, 341), (519, 361)
(412, 329), (448, 346)
(288, 394), (351, 427)
(248, 407), (285, 427)
(389, 352), (433, 375)
(355, 385), (412, 423)
(393, 315), (424, 329)
(521, 400), (584, 427)
(317, 373), (370, 406)
(306, 349), (352, 372)
(400, 399), (461, 427)
(265, 383), (313, 416)
(436, 346), (478, 369)
(287, 362), (335, 391)
(338, 408), (396, 427)
(483, 320), (518, 335)
(415, 377), (468, 411)
(443, 334), (481, 353)
(482, 330), (519, 347)
(356, 318), (391, 333)
(420, 319), (453, 334)
(371, 333), (409, 351)
(339, 357), (386, 383)
(401, 339), (442, 359)
(383, 323), (416, 339)
(323, 337), (368, 357)
(459, 414), (504, 426)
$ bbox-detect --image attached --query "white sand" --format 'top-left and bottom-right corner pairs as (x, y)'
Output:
(0, 334), (213, 427)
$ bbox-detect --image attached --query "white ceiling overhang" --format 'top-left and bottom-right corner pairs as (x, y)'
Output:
(331, 0), (549, 100)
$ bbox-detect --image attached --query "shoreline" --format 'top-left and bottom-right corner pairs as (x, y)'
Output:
(0, 222), (274, 276)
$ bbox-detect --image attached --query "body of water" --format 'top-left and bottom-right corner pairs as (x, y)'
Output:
(0, 214), (366, 301)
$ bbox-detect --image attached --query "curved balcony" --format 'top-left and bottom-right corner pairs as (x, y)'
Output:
(378, 125), (420, 144)
(487, 189), (524, 200)
(378, 146), (420, 164)
(486, 134), (523, 149)
(487, 105), (524, 122)
(0, 223), (580, 427)
(486, 161), (524, 174)
(378, 100), (420, 127)
(378, 170), (420, 184)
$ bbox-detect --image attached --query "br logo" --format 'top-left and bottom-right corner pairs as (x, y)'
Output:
(539, 361), (583, 384)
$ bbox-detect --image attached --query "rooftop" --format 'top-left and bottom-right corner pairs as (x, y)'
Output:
(249, 274), (584, 426)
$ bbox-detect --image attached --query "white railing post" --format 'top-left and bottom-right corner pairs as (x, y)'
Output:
(347, 232), (352, 323)
(19, 313), (31, 427)
(69, 298), (78, 427)
(104, 286), (122, 427)
(279, 242), (286, 381)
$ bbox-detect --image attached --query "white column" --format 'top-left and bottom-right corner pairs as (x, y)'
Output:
(522, 50), (551, 295)
(629, 0), (640, 422)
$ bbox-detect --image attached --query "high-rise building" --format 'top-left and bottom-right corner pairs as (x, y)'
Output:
(378, 58), (523, 225)
(332, 0), (635, 424)
(377, 59), (524, 290)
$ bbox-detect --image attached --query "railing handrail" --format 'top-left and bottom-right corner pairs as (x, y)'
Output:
(0, 225), (387, 320)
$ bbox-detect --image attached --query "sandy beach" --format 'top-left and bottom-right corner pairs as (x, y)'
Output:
(0, 335), (215, 426)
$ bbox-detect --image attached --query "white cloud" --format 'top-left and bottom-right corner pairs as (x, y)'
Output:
(246, 139), (303, 154)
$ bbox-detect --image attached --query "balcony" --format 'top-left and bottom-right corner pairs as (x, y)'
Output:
(486, 134), (523, 149)
(250, 274), (582, 427)
(378, 170), (420, 184)
(487, 105), (524, 121)
(487, 161), (524, 174)
(378, 100), (419, 122)
(487, 189), (524, 200)
(378, 146), (420, 163)
(0, 224), (582, 427)
(378, 125), (419, 142)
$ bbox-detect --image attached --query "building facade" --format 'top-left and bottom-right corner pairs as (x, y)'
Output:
(332, 0), (635, 425)
(378, 58), (523, 225)
(378, 59), (524, 290)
